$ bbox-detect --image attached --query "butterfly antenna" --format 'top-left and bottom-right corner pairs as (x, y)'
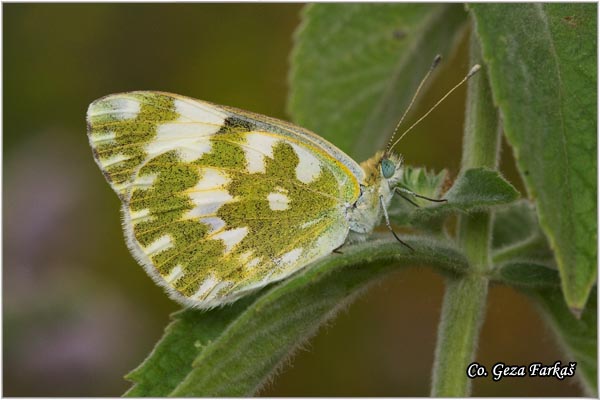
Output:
(387, 64), (481, 153)
(385, 54), (442, 155)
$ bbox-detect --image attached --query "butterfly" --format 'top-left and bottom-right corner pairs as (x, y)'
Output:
(87, 60), (479, 309)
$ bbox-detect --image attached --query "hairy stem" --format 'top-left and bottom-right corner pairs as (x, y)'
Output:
(431, 275), (488, 396)
(430, 27), (501, 397)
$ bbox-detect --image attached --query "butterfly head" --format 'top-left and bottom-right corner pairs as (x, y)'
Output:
(361, 151), (403, 188)
(380, 152), (403, 185)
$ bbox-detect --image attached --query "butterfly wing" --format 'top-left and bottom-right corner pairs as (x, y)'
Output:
(87, 91), (362, 308)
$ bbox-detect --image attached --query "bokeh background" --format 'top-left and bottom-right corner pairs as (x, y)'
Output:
(4, 4), (584, 396)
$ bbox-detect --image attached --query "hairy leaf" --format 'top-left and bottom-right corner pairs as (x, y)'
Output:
(491, 196), (595, 396)
(492, 262), (560, 288)
(491, 200), (555, 266)
(389, 166), (448, 230)
(470, 3), (597, 311)
(410, 168), (519, 221)
(124, 295), (260, 397)
(531, 287), (597, 395)
(398, 165), (449, 203)
(290, 3), (468, 161)
(492, 200), (542, 249)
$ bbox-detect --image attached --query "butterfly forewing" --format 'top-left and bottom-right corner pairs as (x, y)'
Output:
(87, 91), (362, 308)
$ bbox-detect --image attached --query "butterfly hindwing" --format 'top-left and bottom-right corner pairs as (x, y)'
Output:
(87, 91), (362, 308)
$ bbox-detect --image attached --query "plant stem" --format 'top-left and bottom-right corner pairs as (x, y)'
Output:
(430, 27), (501, 397)
(431, 274), (488, 396)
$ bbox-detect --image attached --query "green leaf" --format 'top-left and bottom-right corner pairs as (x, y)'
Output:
(127, 238), (467, 397)
(388, 166), (448, 230)
(491, 200), (556, 268)
(530, 286), (597, 395)
(123, 295), (259, 397)
(492, 262), (561, 288)
(445, 168), (518, 207)
(490, 201), (559, 288)
(491, 203), (595, 394)
(492, 200), (542, 249)
(409, 168), (519, 222)
(398, 165), (449, 202)
(469, 3), (597, 310)
(289, 4), (468, 161)
(493, 234), (556, 266)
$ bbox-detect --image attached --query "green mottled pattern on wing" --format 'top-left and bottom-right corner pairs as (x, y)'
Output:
(87, 92), (361, 306)
(87, 92), (179, 198)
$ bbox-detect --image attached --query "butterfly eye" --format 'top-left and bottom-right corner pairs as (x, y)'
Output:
(381, 158), (396, 179)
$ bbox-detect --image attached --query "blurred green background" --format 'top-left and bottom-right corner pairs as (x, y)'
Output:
(4, 4), (583, 396)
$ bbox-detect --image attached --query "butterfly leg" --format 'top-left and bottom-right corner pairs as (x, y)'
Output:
(395, 187), (447, 206)
(395, 189), (421, 208)
(380, 195), (414, 251)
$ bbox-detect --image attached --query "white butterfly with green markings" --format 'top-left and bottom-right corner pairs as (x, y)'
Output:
(86, 64), (477, 308)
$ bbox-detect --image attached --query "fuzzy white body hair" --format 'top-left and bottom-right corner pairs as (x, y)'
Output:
(345, 151), (403, 242)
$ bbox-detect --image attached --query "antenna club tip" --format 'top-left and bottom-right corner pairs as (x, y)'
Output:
(432, 54), (442, 69)
(468, 64), (482, 78)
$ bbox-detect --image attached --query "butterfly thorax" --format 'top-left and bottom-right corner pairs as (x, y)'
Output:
(346, 151), (403, 238)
